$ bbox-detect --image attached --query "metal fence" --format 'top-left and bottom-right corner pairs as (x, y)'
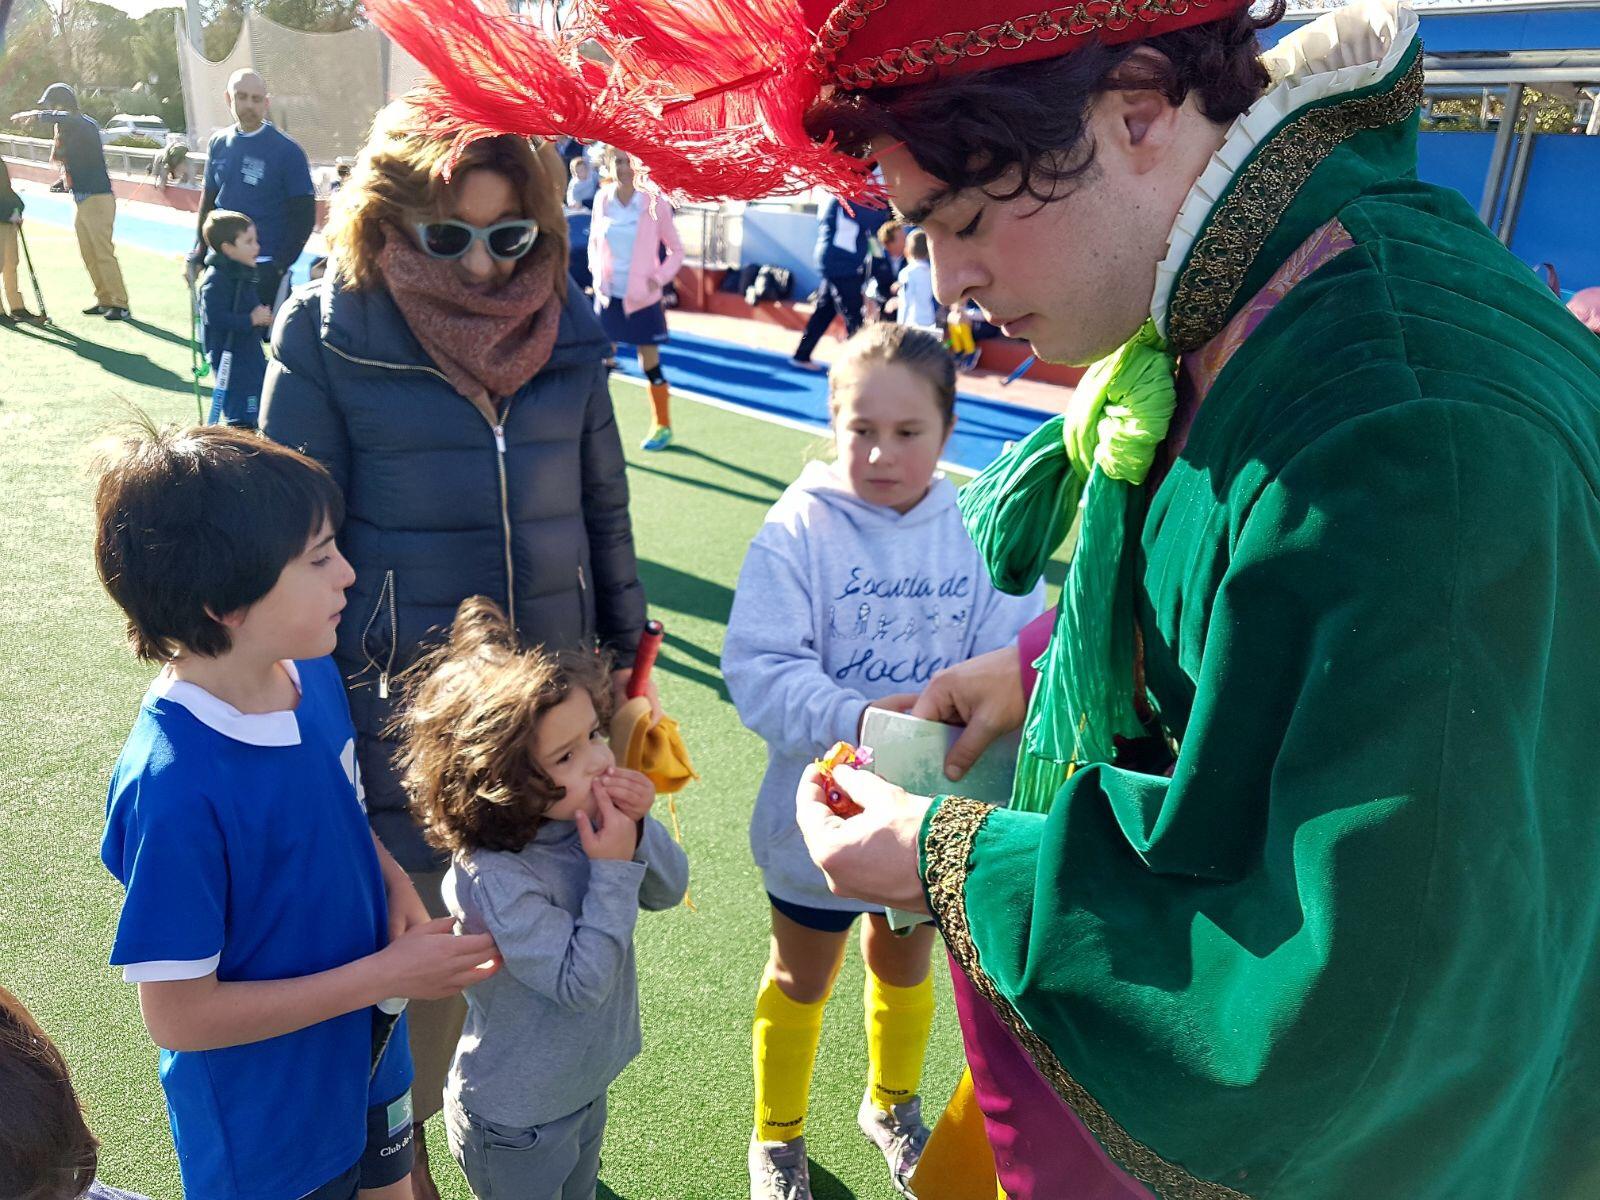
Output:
(677, 202), (742, 270)
(2, 133), (208, 187)
(4, 131), (785, 278)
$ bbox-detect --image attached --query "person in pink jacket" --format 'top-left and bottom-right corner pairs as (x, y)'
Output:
(589, 147), (685, 451)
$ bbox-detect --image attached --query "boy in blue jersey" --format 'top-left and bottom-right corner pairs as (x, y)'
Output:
(93, 422), (502, 1200)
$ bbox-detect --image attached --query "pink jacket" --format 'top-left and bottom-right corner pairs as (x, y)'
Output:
(588, 184), (686, 316)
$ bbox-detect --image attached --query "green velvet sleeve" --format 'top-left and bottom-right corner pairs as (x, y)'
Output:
(919, 396), (1600, 1198)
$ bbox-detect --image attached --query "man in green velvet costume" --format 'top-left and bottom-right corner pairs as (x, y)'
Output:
(793, 1), (1600, 1196)
(359, 0), (1600, 1190)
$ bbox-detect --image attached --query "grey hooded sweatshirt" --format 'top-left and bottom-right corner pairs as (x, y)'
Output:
(722, 460), (1043, 912)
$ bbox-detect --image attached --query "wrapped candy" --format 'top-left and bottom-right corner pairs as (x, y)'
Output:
(815, 741), (873, 817)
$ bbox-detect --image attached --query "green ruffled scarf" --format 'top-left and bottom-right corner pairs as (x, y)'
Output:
(959, 319), (1178, 814)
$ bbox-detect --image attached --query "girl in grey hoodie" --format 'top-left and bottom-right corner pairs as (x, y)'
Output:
(723, 325), (1044, 1199)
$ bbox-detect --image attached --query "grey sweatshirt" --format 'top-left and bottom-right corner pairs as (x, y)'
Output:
(721, 461), (1044, 912)
(442, 815), (689, 1127)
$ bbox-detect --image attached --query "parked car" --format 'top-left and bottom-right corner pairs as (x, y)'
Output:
(101, 114), (170, 144)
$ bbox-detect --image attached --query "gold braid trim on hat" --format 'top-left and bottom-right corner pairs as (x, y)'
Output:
(923, 794), (1256, 1199)
(813, 0), (1219, 90)
(1166, 48), (1425, 350)
(808, 0), (893, 78)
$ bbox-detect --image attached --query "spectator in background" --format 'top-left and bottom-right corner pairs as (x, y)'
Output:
(9, 84), (130, 320)
(566, 155), (598, 210)
(565, 156), (599, 291)
(589, 146), (685, 451)
(555, 135), (587, 168)
(865, 218), (905, 320)
(198, 210), (273, 427)
(0, 157), (42, 325)
(789, 195), (884, 370)
(895, 229), (938, 331)
(0, 984), (152, 1200)
(185, 69), (315, 314)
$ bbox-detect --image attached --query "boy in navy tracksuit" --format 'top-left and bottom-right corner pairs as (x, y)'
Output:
(199, 209), (272, 427)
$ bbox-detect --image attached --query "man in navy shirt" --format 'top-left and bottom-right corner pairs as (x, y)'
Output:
(9, 83), (130, 320)
(186, 69), (316, 313)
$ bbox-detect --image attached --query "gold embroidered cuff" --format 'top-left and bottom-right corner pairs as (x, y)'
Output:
(920, 794), (992, 946)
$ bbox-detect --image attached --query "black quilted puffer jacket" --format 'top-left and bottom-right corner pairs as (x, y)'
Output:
(262, 273), (645, 870)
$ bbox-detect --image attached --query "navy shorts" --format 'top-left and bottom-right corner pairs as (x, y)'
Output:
(596, 295), (669, 346)
(768, 891), (870, 934)
(298, 1091), (416, 1199)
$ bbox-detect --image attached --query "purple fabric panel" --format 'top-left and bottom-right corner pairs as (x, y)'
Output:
(949, 958), (1149, 1200)
(1017, 607), (1055, 699)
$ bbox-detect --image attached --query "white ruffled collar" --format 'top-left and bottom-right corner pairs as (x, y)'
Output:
(1151, 0), (1420, 339)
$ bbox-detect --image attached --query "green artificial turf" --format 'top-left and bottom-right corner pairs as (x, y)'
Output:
(0, 221), (977, 1199)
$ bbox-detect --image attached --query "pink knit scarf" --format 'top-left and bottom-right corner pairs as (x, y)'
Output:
(375, 228), (563, 409)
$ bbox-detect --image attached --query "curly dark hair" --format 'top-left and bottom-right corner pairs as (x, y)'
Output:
(807, 4), (1286, 208)
(393, 597), (613, 855)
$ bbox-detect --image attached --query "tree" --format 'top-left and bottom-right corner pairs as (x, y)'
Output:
(130, 8), (186, 130)
(199, 0), (361, 57)
(0, 2), (70, 134)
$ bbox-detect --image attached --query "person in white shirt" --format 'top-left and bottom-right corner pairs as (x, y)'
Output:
(895, 229), (938, 331)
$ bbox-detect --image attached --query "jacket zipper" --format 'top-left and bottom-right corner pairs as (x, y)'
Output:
(493, 409), (517, 630)
(577, 564), (590, 641)
(359, 569), (398, 698)
(325, 342), (518, 629)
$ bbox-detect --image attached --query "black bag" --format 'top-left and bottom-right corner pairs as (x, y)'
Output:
(745, 265), (794, 305)
(721, 263), (761, 294)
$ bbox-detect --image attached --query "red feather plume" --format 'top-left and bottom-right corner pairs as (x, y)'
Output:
(363, 0), (879, 204)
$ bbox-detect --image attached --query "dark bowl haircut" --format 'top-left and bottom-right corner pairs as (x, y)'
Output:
(203, 209), (255, 253)
(807, 4), (1284, 207)
(94, 421), (345, 661)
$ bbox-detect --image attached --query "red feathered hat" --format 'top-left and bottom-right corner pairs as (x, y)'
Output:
(365, 0), (1253, 203)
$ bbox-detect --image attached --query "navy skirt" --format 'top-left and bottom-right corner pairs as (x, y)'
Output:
(596, 296), (669, 346)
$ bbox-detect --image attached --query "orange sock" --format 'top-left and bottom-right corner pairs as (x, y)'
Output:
(649, 380), (671, 428)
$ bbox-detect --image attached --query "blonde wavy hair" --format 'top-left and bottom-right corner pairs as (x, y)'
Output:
(325, 92), (568, 295)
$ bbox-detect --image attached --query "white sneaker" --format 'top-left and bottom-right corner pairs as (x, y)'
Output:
(858, 1091), (930, 1197)
(749, 1133), (812, 1200)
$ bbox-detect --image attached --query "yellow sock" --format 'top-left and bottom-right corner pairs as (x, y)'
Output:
(753, 974), (828, 1142)
(864, 969), (936, 1111)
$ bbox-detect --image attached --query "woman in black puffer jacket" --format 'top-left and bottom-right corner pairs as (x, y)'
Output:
(261, 96), (648, 1194)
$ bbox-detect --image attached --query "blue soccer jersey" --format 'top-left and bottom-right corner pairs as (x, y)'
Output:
(102, 657), (412, 1200)
(204, 123), (313, 268)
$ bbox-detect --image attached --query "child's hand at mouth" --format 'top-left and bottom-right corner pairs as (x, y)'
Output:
(593, 767), (656, 822)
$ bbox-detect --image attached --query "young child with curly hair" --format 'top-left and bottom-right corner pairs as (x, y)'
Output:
(395, 597), (688, 1200)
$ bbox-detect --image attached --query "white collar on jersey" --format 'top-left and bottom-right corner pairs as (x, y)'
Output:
(148, 660), (303, 746)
